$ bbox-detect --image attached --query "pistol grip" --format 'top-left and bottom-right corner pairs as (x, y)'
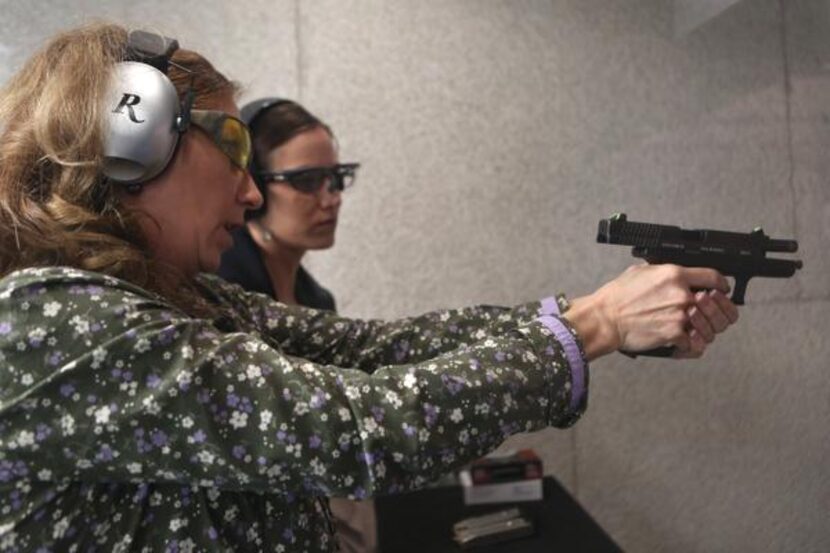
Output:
(731, 277), (748, 305)
(621, 346), (676, 359)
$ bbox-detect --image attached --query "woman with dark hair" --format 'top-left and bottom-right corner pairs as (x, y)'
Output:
(0, 22), (737, 552)
(217, 99), (374, 550)
(218, 98), (351, 311)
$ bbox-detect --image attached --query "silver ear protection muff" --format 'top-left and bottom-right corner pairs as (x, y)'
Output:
(102, 61), (182, 184)
(102, 31), (191, 187)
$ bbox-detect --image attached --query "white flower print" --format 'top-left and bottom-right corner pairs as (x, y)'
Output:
(53, 517), (69, 539)
(310, 458), (327, 476)
(133, 338), (150, 353)
(197, 451), (215, 465)
(17, 430), (35, 447)
(43, 301), (62, 317)
(181, 344), (193, 359)
(92, 346), (107, 364)
(176, 370), (192, 387)
(259, 409), (273, 431)
(459, 429), (470, 444)
(112, 535), (133, 553)
(169, 518), (187, 531)
(94, 405), (111, 424)
(385, 390), (403, 409)
(362, 417), (378, 435)
(403, 374), (417, 389)
(61, 414), (75, 436)
(246, 364), (262, 380)
(229, 411), (248, 429)
(70, 315), (89, 334)
(224, 506), (239, 522)
(142, 396), (161, 415)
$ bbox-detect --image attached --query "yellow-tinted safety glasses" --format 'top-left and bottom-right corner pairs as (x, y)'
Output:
(189, 110), (252, 170)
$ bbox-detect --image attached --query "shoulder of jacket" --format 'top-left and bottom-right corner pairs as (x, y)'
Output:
(0, 266), (161, 302)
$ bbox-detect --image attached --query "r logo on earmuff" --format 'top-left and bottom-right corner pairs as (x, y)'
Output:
(113, 93), (145, 123)
(102, 30), (187, 185)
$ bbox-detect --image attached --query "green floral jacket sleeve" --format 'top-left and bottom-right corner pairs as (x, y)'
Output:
(0, 267), (588, 552)
(203, 272), (553, 369)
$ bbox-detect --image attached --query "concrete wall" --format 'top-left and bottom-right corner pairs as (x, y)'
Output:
(2, 1), (827, 550)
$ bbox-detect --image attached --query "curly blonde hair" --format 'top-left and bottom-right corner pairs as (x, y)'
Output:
(0, 22), (238, 316)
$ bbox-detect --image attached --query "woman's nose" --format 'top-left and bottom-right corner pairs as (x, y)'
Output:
(239, 172), (264, 210)
(319, 183), (342, 209)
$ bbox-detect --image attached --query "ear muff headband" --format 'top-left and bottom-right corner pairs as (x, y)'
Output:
(238, 97), (290, 219)
(102, 30), (190, 186)
(239, 97), (289, 188)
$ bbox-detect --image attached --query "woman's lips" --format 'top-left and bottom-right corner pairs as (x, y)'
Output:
(314, 219), (337, 229)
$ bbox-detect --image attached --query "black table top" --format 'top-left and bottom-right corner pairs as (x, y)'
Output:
(375, 477), (622, 552)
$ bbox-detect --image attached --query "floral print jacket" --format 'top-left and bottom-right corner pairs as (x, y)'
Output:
(0, 267), (588, 552)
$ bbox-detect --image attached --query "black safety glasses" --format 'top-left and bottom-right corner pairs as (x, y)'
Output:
(189, 110), (253, 170)
(257, 163), (360, 194)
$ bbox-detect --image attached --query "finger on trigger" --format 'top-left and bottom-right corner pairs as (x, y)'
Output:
(683, 267), (730, 294)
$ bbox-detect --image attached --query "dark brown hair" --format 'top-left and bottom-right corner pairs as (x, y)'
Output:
(248, 100), (333, 217)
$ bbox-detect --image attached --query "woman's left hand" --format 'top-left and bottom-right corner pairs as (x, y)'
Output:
(673, 289), (740, 359)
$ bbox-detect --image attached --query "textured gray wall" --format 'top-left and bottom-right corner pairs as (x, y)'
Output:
(1, 1), (827, 551)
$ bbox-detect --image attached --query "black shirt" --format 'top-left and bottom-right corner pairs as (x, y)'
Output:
(217, 226), (336, 311)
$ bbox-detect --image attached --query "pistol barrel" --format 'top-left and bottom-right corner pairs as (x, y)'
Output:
(765, 238), (798, 253)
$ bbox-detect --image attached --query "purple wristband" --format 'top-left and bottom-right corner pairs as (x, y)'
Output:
(539, 296), (559, 317)
(537, 298), (586, 413)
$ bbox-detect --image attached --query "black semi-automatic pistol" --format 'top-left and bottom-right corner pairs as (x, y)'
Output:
(597, 213), (803, 357)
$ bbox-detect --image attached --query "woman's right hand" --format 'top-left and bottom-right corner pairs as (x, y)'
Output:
(563, 264), (737, 360)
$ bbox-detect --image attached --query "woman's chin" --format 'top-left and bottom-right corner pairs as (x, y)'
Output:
(306, 236), (335, 250)
(198, 249), (223, 274)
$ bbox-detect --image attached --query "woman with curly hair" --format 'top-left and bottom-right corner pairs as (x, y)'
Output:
(0, 22), (737, 551)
